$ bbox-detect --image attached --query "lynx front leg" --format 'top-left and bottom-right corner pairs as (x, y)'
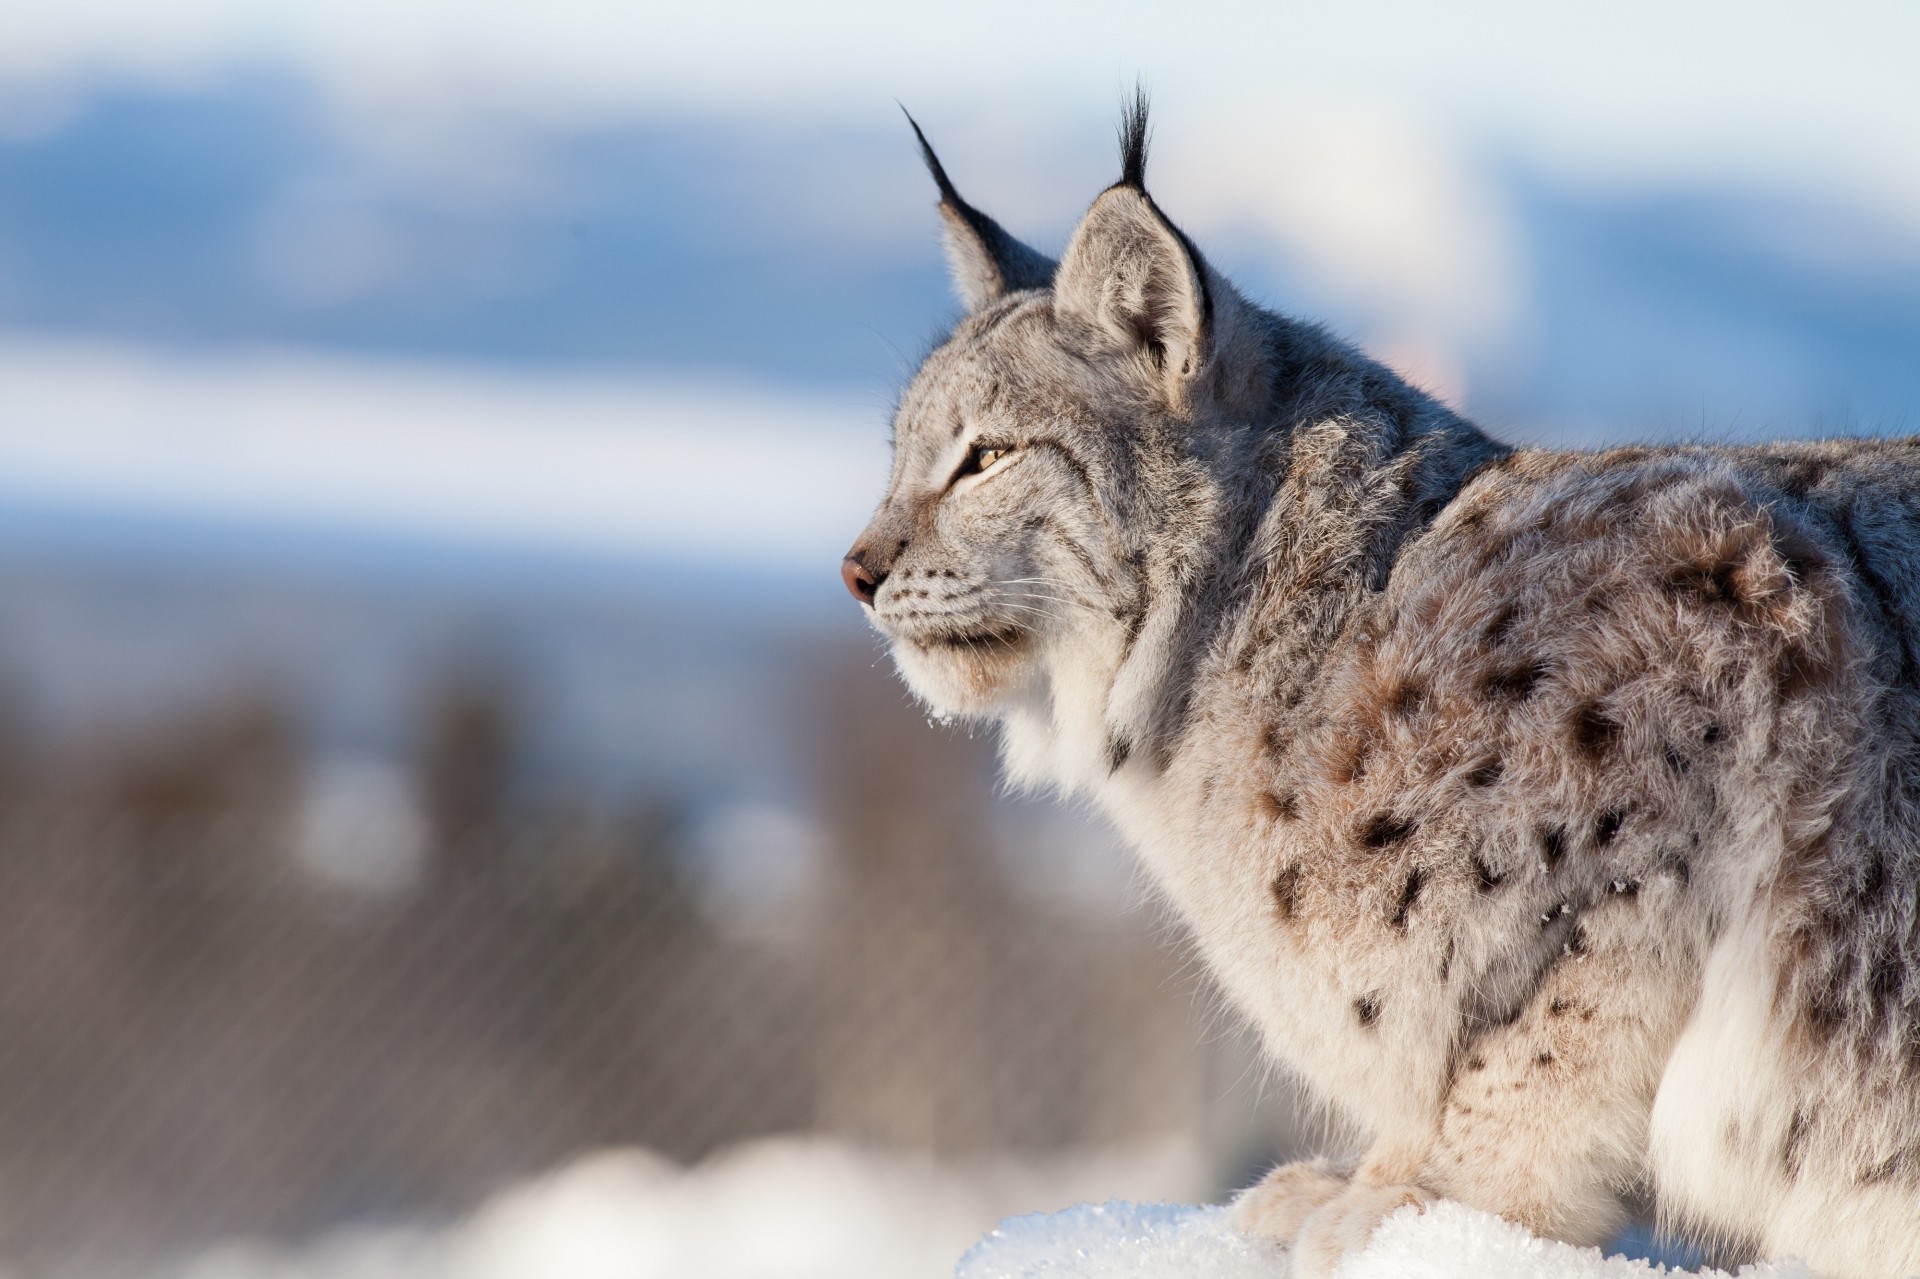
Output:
(1417, 915), (1699, 1246)
(1274, 912), (1699, 1277)
(1290, 1145), (1437, 1275)
(1232, 1158), (1347, 1242)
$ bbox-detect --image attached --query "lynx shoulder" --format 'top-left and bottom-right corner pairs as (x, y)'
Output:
(843, 101), (1920, 1279)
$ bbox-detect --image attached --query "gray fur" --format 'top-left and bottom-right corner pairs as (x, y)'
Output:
(844, 109), (1920, 1278)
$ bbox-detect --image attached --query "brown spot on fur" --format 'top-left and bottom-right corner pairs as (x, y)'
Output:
(1386, 678), (1427, 718)
(1482, 662), (1547, 702)
(1571, 703), (1621, 758)
(1777, 640), (1836, 700)
(1535, 1051), (1555, 1067)
(1465, 1054), (1487, 1072)
(1783, 1108), (1813, 1181)
(1358, 812), (1418, 849)
(1354, 995), (1381, 1028)
(1270, 865), (1302, 920)
(1548, 997), (1572, 1016)
(1388, 867), (1426, 929)
(1465, 757), (1504, 787)
(1258, 789), (1300, 823)
(1602, 446), (1655, 468)
(1666, 558), (1747, 607)
(1771, 456), (1831, 499)
(1326, 731), (1373, 784)
(1859, 1151), (1912, 1186)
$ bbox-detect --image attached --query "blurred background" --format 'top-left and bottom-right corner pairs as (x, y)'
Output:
(0, 2), (1916, 1276)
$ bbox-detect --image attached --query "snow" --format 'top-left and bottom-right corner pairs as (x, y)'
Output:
(957, 1202), (1290, 1279)
(147, 1139), (1831, 1279)
(165, 1138), (1205, 1279)
(959, 1199), (1818, 1279)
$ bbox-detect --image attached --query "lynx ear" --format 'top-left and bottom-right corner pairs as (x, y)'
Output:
(1053, 98), (1213, 405)
(905, 111), (1056, 313)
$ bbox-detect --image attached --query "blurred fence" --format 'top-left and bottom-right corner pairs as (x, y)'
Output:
(0, 650), (1298, 1276)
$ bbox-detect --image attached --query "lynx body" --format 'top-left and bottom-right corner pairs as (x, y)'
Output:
(843, 104), (1920, 1278)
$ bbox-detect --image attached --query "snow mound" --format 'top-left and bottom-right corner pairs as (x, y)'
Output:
(957, 1202), (1287, 1279)
(957, 1199), (1817, 1279)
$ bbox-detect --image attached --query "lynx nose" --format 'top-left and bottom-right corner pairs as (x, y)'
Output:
(841, 555), (881, 605)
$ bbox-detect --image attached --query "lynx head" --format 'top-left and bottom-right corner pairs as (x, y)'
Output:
(843, 99), (1272, 767)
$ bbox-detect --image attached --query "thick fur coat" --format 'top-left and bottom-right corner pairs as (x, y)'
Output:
(842, 103), (1920, 1278)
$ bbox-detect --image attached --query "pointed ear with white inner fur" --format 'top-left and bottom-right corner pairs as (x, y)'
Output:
(1052, 183), (1219, 406)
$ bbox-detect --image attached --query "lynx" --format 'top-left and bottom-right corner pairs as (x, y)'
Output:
(841, 99), (1920, 1278)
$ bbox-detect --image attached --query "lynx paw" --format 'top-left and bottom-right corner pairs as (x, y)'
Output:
(1231, 1159), (1348, 1244)
(1292, 1182), (1434, 1277)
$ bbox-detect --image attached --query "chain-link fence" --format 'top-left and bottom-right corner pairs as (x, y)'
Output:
(0, 643), (1306, 1277)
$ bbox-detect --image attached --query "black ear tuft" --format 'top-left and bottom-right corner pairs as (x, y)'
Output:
(903, 107), (965, 210)
(902, 106), (1020, 264)
(900, 106), (1056, 312)
(1117, 86), (1150, 190)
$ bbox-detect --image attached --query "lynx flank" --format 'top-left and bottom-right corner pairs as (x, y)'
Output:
(841, 101), (1920, 1278)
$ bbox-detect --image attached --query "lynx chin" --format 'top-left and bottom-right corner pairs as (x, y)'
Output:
(841, 98), (1920, 1278)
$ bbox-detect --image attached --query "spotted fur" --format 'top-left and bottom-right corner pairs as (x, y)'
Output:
(845, 102), (1920, 1278)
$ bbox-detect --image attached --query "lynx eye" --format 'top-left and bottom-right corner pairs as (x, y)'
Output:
(951, 442), (1013, 485)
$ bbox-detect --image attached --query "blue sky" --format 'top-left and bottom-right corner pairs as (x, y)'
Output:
(1, 2), (1918, 578)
